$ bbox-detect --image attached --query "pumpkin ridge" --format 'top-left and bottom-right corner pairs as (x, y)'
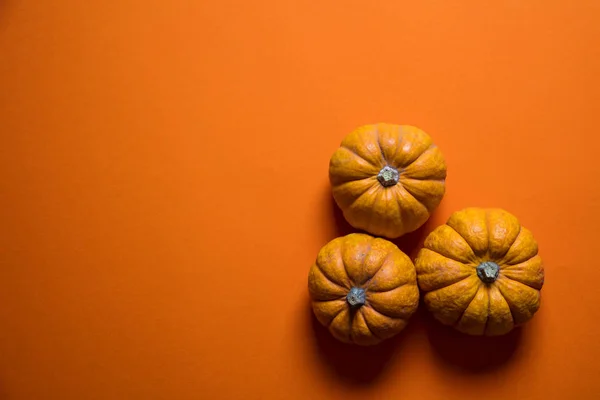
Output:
(400, 174), (446, 183)
(499, 228), (539, 266)
(325, 304), (347, 328)
(493, 283), (518, 327)
(495, 278), (540, 325)
(364, 302), (405, 322)
(424, 274), (477, 297)
(330, 146), (380, 185)
(330, 166), (377, 187)
(342, 239), (373, 286)
(506, 297), (518, 328)
(502, 226), (537, 266)
(398, 143), (446, 181)
(345, 182), (379, 212)
(333, 179), (379, 211)
(313, 263), (350, 293)
(394, 187), (409, 228)
(424, 248), (471, 265)
(503, 224), (523, 259)
(340, 144), (378, 168)
(490, 223), (523, 261)
(394, 185), (429, 232)
(415, 248), (476, 287)
(484, 209), (492, 257)
(425, 229), (477, 265)
(313, 299), (346, 306)
(417, 269), (475, 291)
(500, 256), (544, 289)
(315, 254), (350, 289)
(320, 239), (353, 286)
(328, 309), (351, 343)
(485, 285), (515, 335)
(499, 272), (541, 290)
(391, 126), (405, 166)
(454, 281), (482, 327)
(403, 143), (437, 170)
(398, 179), (441, 213)
(365, 188), (384, 236)
(444, 224), (477, 256)
(482, 287), (491, 335)
(312, 299), (346, 325)
(362, 252), (395, 290)
(359, 308), (383, 341)
(368, 284), (419, 319)
(334, 244), (353, 286)
(375, 127), (387, 166)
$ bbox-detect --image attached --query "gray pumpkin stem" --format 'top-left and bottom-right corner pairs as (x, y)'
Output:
(477, 261), (500, 283)
(347, 287), (366, 307)
(377, 166), (399, 187)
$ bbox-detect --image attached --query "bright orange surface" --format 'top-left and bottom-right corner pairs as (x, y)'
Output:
(1, 1), (600, 399)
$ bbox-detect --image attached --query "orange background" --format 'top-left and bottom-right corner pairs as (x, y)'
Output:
(1, 1), (600, 399)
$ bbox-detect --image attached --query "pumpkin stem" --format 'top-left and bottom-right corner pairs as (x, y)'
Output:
(377, 166), (399, 187)
(347, 287), (366, 307)
(476, 261), (500, 283)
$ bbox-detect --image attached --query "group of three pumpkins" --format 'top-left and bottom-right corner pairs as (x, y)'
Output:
(308, 123), (544, 345)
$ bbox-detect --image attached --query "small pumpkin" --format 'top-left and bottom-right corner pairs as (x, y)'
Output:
(415, 208), (544, 336)
(329, 123), (447, 239)
(308, 233), (419, 345)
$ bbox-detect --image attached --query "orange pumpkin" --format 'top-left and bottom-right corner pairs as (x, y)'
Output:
(415, 208), (544, 336)
(308, 233), (419, 345)
(329, 123), (447, 239)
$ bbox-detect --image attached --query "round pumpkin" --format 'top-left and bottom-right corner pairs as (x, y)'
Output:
(308, 233), (419, 345)
(329, 123), (447, 239)
(415, 208), (544, 336)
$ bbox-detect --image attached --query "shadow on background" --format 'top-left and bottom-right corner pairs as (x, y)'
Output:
(425, 311), (522, 373)
(0, 0), (12, 30)
(324, 190), (519, 377)
(391, 216), (438, 259)
(307, 304), (426, 385)
(330, 195), (355, 237)
(307, 298), (521, 384)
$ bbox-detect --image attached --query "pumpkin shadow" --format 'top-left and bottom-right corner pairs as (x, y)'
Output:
(425, 311), (522, 373)
(0, 0), (13, 31)
(330, 195), (356, 237)
(390, 201), (451, 259)
(390, 217), (438, 260)
(308, 304), (423, 385)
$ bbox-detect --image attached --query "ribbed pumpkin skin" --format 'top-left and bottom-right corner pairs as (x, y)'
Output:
(308, 233), (419, 346)
(329, 124), (447, 239)
(415, 208), (545, 336)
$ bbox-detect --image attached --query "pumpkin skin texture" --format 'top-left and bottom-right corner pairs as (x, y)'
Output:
(415, 208), (544, 336)
(308, 233), (419, 345)
(329, 124), (447, 239)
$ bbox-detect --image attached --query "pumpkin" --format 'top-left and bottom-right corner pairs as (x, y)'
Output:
(415, 208), (544, 336)
(308, 233), (419, 345)
(329, 123), (447, 239)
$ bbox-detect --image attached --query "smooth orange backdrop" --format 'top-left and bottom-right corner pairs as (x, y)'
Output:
(1, 1), (600, 399)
